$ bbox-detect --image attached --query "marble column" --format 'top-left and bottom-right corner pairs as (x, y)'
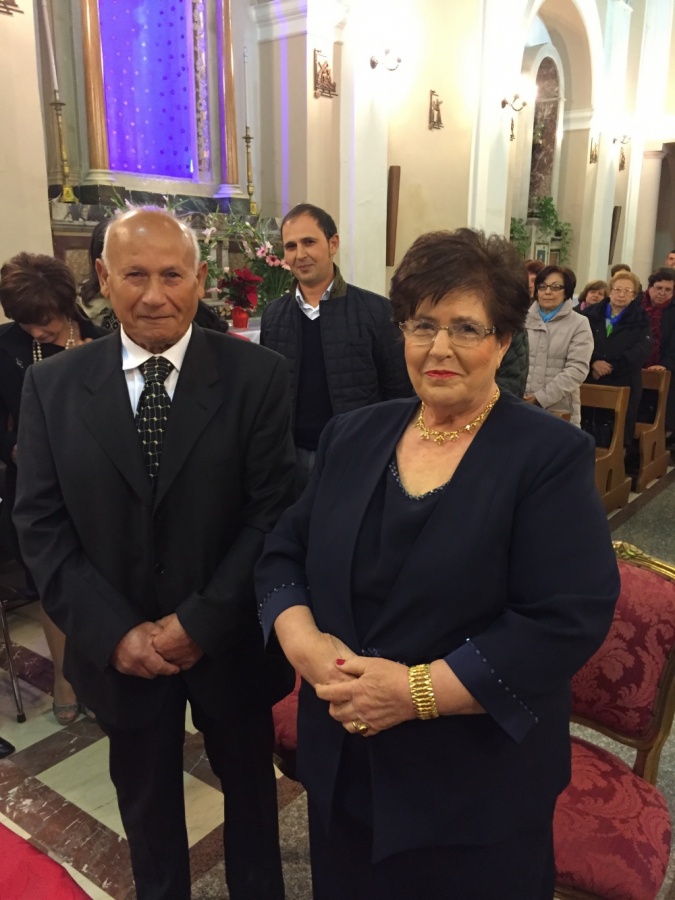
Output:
(214, 0), (242, 198)
(80, 0), (114, 184)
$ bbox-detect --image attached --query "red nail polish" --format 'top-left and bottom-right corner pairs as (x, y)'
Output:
(336, 659), (345, 665)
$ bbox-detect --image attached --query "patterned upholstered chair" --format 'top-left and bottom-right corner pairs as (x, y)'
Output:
(554, 541), (675, 900)
(272, 672), (300, 779)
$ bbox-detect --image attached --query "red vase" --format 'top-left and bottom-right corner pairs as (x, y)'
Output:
(231, 307), (249, 328)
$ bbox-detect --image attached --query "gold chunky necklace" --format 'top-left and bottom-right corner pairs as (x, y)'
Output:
(32, 319), (76, 364)
(414, 388), (500, 445)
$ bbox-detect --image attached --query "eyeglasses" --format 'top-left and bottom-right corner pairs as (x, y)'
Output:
(399, 319), (497, 347)
(611, 288), (636, 297)
(537, 283), (565, 293)
(651, 286), (674, 294)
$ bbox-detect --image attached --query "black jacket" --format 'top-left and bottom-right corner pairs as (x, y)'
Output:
(582, 298), (652, 443)
(582, 298), (652, 391)
(260, 267), (412, 419)
(0, 318), (105, 466)
(496, 328), (529, 397)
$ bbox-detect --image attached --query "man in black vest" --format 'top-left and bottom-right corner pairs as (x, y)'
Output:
(260, 203), (412, 491)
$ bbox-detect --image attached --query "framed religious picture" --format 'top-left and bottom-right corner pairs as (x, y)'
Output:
(314, 49), (337, 99)
(535, 243), (548, 263)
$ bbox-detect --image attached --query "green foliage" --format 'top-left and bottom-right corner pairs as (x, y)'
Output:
(531, 196), (573, 264)
(509, 217), (530, 258)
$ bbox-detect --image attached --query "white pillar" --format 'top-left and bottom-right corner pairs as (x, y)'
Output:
(630, 150), (665, 280)
(337, 3), (389, 294)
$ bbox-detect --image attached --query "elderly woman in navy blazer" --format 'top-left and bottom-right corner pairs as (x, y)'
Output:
(256, 229), (619, 900)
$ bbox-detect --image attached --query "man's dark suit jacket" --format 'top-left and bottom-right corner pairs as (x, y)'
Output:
(256, 393), (619, 862)
(14, 325), (296, 728)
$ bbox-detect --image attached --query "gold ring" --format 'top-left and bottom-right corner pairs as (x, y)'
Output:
(351, 720), (368, 734)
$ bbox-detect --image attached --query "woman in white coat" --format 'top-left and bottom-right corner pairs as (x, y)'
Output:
(524, 265), (593, 425)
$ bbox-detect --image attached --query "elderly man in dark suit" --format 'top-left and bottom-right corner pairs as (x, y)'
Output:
(14, 208), (295, 900)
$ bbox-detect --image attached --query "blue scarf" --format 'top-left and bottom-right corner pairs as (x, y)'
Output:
(538, 301), (565, 323)
(605, 304), (627, 336)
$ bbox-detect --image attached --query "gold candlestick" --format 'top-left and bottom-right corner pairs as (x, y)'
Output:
(50, 93), (77, 203)
(243, 126), (258, 215)
(39, 0), (76, 203)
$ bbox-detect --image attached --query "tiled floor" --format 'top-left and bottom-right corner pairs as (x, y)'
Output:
(1, 468), (675, 899)
(0, 597), (309, 899)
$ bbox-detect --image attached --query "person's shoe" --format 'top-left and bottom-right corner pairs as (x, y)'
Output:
(0, 737), (15, 758)
(52, 701), (80, 726)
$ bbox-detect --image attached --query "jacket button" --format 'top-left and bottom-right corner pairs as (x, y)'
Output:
(154, 563), (165, 576)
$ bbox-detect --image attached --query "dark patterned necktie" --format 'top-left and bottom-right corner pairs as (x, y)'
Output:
(136, 356), (174, 482)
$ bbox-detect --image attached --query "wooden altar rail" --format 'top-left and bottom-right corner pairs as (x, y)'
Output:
(580, 383), (631, 515)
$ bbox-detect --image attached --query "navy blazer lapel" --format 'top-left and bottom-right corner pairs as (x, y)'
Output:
(153, 326), (222, 509)
(80, 333), (151, 502)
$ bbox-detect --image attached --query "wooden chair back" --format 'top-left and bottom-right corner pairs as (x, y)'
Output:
(579, 384), (631, 513)
(632, 369), (671, 492)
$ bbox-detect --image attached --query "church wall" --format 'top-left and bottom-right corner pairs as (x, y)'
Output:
(385, 0), (482, 270)
(306, 41), (341, 220)
(0, 4), (53, 278)
(259, 33), (309, 218)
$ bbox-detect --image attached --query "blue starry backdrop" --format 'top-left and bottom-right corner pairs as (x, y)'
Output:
(99, 0), (196, 179)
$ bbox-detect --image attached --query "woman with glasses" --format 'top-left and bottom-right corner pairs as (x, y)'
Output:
(256, 229), (618, 899)
(523, 265), (593, 425)
(582, 269), (652, 447)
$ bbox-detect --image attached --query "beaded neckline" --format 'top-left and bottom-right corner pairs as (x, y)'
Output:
(388, 457), (451, 501)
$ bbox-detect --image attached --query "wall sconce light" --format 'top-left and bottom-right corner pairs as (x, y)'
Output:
(501, 93), (529, 142)
(613, 135), (631, 172)
(501, 94), (528, 113)
(370, 49), (401, 71)
(589, 139), (599, 165)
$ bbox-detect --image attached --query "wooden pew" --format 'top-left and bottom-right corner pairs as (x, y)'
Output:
(580, 384), (632, 514)
(633, 369), (672, 492)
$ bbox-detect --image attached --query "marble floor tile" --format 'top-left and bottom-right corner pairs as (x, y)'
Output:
(65, 862), (115, 900)
(38, 737), (125, 837)
(5, 605), (50, 657)
(0, 676), (61, 750)
(183, 771), (226, 847)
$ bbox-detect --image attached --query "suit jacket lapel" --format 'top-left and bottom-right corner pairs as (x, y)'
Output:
(153, 326), (222, 509)
(80, 333), (152, 502)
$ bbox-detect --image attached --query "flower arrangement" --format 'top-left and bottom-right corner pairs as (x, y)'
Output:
(223, 215), (293, 310)
(217, 267), (263, 322)
(195, 212), (294, 320)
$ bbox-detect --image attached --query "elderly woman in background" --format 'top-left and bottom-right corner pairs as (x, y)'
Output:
(0, 253), (104, 724)
(523, 265), (593, 425)
(256, 229), (618, 900)
(582, 269), (652, 446)
(640, 267), (675, 437)
(577, 279), (608, 311)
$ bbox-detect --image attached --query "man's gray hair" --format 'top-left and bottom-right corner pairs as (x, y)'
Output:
(100, 205), (201, 271)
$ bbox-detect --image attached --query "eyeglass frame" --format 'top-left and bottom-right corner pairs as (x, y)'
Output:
(610, 287), (636, 297)
(537, 282), (566, 294)
(398, 319), (498, 346)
